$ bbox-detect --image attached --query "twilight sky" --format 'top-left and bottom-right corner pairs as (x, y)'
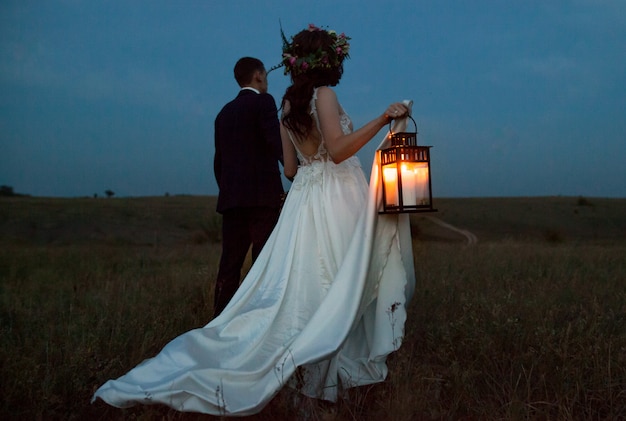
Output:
(1, 0), (625, 198)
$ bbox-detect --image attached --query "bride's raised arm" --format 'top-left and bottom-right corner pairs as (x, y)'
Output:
(315, 86), (408, 164)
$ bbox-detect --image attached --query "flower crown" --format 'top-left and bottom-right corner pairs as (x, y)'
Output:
(269, 24), (350, 76)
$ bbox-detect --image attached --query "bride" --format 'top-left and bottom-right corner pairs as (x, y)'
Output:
(92, 23), (414, 416)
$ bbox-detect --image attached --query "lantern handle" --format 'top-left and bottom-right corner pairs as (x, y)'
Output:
(389, 115), (417, 136)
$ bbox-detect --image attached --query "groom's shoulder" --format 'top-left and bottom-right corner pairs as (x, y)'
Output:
(253, 92), (278, 110)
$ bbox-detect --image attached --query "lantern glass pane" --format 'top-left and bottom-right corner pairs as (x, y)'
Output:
(382, 164), (398, 206)
(401, 162), (430, 206)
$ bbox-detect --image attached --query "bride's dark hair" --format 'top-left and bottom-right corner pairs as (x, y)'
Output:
(281, 29), (344, 140)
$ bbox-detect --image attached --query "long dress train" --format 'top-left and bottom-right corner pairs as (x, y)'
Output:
(92, 93), (415, 416)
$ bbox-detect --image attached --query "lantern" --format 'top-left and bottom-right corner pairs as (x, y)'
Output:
(379, 116), (436, 214)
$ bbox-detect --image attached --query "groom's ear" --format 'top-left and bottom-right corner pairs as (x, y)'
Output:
(253, 70), (264, 83)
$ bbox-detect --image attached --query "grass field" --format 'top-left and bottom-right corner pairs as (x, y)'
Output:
(1, 195), (625, 420)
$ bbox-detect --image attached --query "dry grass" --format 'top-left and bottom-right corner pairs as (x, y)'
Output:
(1, 195), (625, 420)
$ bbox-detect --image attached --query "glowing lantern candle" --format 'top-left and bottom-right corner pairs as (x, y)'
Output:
(383, 167), (399, 206)
(379, 116), (436, 214)
(416, 164), (429, 205)
(401, 164), (417, 206)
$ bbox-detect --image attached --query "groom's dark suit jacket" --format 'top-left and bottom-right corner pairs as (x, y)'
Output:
(214, 89), (284, 214)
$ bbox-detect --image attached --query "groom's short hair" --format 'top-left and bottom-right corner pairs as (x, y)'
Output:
(234, 57), (265, 87)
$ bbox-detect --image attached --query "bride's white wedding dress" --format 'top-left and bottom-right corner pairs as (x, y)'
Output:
(92, 90), (415, 416)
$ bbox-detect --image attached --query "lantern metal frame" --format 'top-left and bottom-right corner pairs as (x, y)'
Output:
(379, 116), (436, 214)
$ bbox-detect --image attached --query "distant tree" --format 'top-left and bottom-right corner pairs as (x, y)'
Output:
(105, 190), (115, 198)
(576, 196), (593, 207)
(0, 185), (15, 196)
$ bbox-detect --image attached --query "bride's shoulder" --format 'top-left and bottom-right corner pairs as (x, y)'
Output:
(314, 86), (339, 108)
(315, 86), (336, 98)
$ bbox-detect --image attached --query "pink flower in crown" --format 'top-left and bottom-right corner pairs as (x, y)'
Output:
(336, 47), (343, 55)
(301, 61), (309, 70)
(288, 56), (297, 66)
(307, 23), (321, 31)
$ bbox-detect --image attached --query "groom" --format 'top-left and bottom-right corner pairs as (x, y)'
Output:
(213, 57), (284, 318)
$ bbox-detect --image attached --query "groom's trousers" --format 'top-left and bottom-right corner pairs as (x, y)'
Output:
(213, 206), (280, 318)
